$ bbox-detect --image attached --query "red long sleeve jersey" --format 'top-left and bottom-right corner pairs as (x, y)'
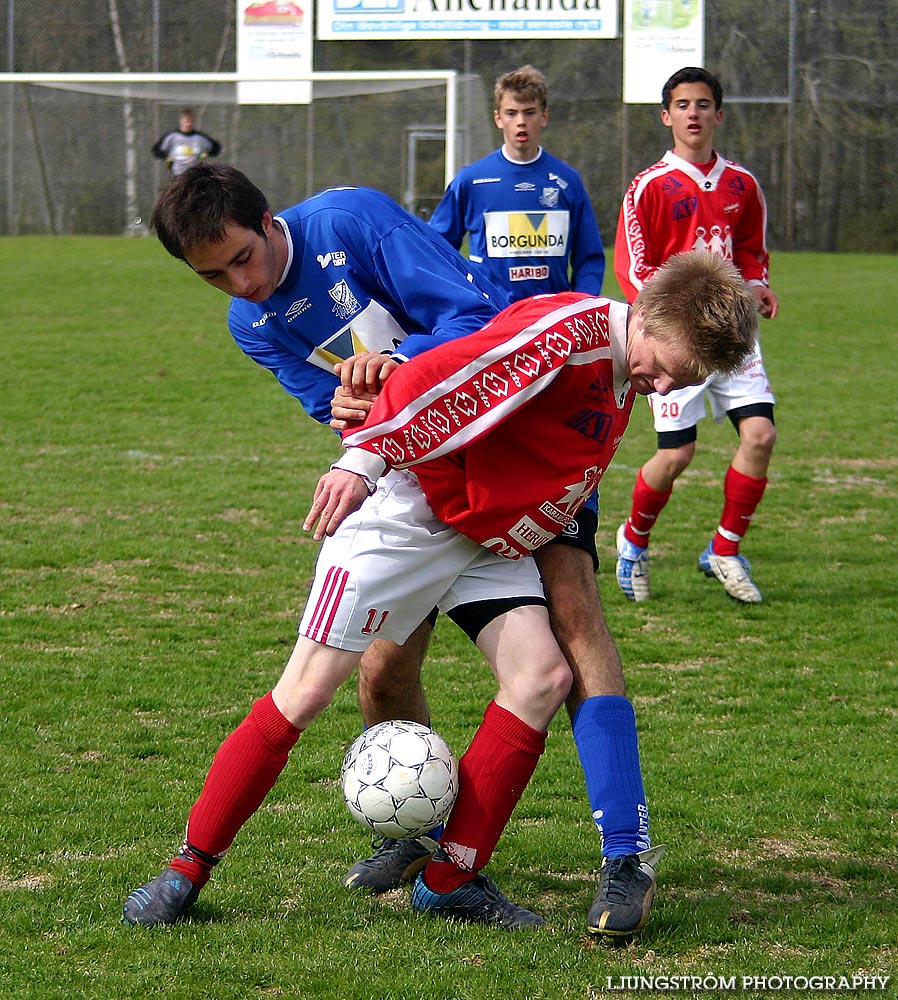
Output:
(341, 293), (635, 561)
(614, 149), (771, 303)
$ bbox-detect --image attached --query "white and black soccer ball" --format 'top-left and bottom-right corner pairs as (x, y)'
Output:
(340, 720), (459, 838)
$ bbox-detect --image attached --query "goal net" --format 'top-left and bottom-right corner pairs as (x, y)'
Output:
(0, 72), (493, 235)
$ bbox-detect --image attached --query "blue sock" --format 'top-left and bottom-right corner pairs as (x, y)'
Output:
(571, 695), (651, 857)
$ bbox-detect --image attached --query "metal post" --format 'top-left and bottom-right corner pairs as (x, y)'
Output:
(444, 71), (457, 190)
(152, 0), (159, 72)
(463, 40), (472, 165)
(6, 0), (14, 233)
(785, 0), (796, 250)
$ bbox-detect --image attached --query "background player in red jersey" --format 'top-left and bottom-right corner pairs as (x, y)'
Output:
(613, 66), (779, 605)
(122, 251), (757, 933)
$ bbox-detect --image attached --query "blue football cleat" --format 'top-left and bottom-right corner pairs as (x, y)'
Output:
(411, 871), (544, 929)
(615, 524), (650, 601)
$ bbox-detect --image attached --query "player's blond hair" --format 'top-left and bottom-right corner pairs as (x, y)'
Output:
(494, 65), (548, 111)
(634, 251), (759, 379)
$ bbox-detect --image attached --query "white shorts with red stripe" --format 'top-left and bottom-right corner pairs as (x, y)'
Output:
(299, 469), (545, 652)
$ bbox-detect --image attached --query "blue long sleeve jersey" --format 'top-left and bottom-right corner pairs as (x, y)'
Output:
(429, 148), (605, 301)
(228, 186), (509, 425)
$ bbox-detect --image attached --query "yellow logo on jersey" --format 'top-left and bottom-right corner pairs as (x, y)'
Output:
(306, 300), (407, 374)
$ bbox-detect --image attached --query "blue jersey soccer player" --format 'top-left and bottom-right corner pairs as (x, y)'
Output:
(138, 161), (507, 897)
(430, 65), (605, 302)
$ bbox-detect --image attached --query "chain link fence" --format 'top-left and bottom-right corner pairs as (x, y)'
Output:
(2, 0), (896, 250)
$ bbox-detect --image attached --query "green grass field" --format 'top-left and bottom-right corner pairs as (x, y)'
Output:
(1, 238), (896, 999)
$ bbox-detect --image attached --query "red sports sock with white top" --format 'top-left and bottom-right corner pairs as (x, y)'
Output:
(713, 466), (767, 556)
(423, 700), (546, 894)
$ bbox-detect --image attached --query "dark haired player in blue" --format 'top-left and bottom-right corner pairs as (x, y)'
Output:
(124, 163), (661, 938)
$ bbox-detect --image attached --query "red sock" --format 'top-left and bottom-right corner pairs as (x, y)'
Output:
(624, 467), (672, 547)
(423, 701), (546, 894)
(713, 466), (767, 556)
(169, 692), (301, 887)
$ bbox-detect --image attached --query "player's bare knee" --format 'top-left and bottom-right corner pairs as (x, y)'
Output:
(503, 659), (571, 726)
(533, 657), (574, 713)
(751, 420), (777, 456)
(359, 642), (423, 692)
(659, 444), (694, 478)
(273, 681), (334, 729)
(551, 658), (574, 706)
(738, 418), (777, 467)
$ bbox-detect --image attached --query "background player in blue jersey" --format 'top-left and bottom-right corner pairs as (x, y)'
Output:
(428, 66), (659, 937)
(129, 162), (660, 938)
(429, 65), (605, 301)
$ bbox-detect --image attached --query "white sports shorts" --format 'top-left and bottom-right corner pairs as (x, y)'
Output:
(298, 469), (545, 652)
(648, 340), (775, 432)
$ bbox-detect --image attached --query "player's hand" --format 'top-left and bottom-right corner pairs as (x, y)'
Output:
(330, 353), (400, 431)
(330, 384), (376, 432)
(303, 469), (370, 540)
(754, 286), (779, 320)
(336, 352), (400, 395)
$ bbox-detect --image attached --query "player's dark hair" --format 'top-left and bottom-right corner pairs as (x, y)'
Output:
(662, 67), (723, 110)
(151, 162), (270, 261)
(494, 64), (548, 111)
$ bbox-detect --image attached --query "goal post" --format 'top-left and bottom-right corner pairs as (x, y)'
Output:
(0, 70), (491, 235)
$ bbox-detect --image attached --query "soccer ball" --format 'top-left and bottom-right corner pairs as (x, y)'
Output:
(340, 720), (459, 838)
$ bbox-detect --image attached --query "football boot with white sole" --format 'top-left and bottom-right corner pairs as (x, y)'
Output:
(615, 524), (650, 601)
(698, 541), (763, 603)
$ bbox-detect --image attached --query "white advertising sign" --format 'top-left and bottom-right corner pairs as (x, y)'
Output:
(317, 0), (619, 40)
(237, 1), (313, 104)
(623, 0), (703, 104)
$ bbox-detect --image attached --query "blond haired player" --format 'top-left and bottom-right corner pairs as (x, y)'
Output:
(429, 65), (668, 937)
(123, 251), (757, 932)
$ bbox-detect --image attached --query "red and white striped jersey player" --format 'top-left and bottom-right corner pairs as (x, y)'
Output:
(613, 66), (780, 606)
(122, 251), (756, 931)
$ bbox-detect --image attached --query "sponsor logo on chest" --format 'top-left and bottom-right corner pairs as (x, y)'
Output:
(509, 264), (550, 282)
(483, 210), (570, 258)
